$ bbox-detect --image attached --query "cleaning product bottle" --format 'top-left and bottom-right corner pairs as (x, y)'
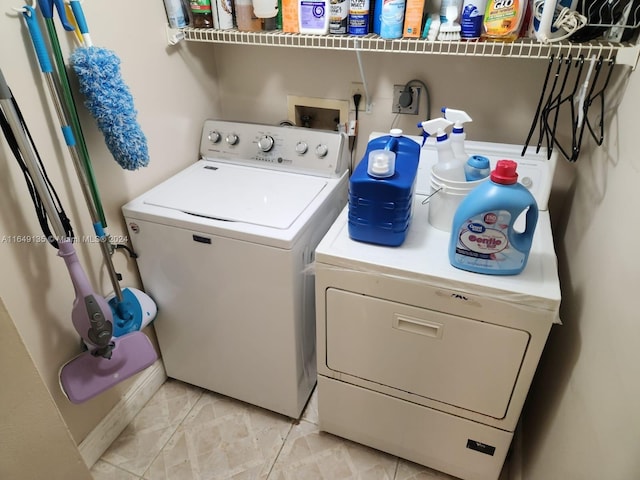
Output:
(449, 159), (539, 275)
(190, 0), (214, 28)
(348, 0), (370, 35)
(464, 155), (490, 181)
(299, 0), (330, 33)
(481, 0), (526, 42)
(348, 129), (421, 246)
(419, 118), (466, 182)
(379, 0), (406, 39)
(442, 107), (472, 163)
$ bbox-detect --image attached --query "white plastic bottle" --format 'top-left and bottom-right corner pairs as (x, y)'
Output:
(299, 0), (330, 33)
(379, 0), (406, 39)
(163, 0), (189, 28)
(442, 107), (472, 163)
(419, 118), (466, 182)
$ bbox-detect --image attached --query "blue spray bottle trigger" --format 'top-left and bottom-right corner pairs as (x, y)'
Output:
(417, 121), (429, 146)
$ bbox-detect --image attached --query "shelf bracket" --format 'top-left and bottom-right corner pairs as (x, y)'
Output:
(616, 43), (640, 70)
(166, 26), (185, 46)
(354, 46), (373, 113)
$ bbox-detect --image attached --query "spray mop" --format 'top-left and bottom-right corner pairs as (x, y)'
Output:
(0, 68), (157, 404)
(28, 1), (156, 337)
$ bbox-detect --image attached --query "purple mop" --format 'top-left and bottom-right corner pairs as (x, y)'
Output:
(0, 68), (157, 404)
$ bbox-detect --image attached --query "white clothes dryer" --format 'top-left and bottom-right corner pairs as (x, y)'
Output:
(123, 120), (349, 418)
(314, 136), (561, 480)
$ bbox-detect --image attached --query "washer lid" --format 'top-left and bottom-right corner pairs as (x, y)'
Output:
(143, 162), (328, 229)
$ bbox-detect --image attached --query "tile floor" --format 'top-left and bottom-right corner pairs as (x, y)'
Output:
(92, 379), (508, 480)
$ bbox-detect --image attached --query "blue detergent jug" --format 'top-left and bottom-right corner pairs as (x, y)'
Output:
(348, 129), (420, 246)
(449, 159), (539, 275)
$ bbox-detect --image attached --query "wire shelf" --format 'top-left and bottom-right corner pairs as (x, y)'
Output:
(179, 28), (640, 66)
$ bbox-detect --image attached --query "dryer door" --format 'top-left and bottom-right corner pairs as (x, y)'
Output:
(325, 288), (530, 419)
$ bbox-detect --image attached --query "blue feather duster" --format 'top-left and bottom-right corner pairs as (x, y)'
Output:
(71, 46), (149, 171)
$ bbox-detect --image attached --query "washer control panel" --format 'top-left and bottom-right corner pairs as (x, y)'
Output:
(200, 120), (349, 178)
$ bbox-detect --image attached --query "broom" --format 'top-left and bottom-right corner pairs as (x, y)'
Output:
(68, 0), (149, 171)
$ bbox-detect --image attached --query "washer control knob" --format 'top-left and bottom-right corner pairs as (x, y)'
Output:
(258, 135), (275, 152)
(208, 130), (221, 143)
(226, 133), (239, 146)
(295, 141), (308, 155)
(315, 144), (329, 158)
(521, 176), (533, 189)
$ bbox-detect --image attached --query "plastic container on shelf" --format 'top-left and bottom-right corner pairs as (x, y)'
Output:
(449, 159), (539, 275)
(379, 0), (406, 39)
(481, 0), (526, 41)
(236, 0), (263, 30)
(348, 129), (421, 247)
(299, 0), (330, 33)
(348, 0), (370, 35)
(164, 0), (189, 28)
(190, 0), (214, 28)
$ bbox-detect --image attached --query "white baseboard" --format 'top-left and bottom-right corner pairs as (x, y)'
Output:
(78, 359), (167, 468)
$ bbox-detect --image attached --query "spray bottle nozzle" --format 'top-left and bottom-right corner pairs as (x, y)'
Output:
(441, 107), (472, 130)
(418, 118), (453, 145)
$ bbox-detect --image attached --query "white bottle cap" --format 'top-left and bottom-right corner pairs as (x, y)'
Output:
(367, 149), (396, 178)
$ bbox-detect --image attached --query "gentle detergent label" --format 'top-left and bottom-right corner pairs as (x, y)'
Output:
(454, 211), (526, 271)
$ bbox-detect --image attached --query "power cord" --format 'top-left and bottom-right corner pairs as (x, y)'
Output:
(350, 93), (362, 171)
(533, 0), (588, 42)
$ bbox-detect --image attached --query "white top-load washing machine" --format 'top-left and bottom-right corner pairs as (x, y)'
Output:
(122, 120), (349, 418)
(314, 135), (561, 480)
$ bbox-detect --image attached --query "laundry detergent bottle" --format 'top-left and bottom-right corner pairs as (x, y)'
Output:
(348, 129), (420, 246)
(449, 159), (539, 275)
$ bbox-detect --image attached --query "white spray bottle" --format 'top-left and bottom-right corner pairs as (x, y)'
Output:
(442, 107), (472, 163)
(419, 118), (466, 182)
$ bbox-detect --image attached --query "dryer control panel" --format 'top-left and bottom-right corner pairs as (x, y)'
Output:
(200, 120), (350, 178)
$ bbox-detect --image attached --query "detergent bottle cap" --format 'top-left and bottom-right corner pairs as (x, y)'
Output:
(442, 108), (472, 133)
(467, 155), (490, 169)
(390, 128), (403, 137)
(367, 149), (396, 178)
(491, 159), (519, 185)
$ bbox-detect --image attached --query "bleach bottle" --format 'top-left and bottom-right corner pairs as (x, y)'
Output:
(449, 159), (538, 275)
(348, 129), (420, 246)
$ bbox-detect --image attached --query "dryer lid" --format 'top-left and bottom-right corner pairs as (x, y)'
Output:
(142, 162), (328, 229)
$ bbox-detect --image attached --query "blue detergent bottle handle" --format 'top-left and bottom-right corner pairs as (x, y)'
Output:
(509, 196), (538, 252)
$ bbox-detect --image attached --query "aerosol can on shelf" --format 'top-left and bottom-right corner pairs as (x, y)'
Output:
(449, 159), (539, 275)
(418, 118), (466, 182)
(442, 107), (472, 163)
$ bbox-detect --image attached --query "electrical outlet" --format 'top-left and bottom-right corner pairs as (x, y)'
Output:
(350, 82), (365, 111)
(392, 85), (421, 115)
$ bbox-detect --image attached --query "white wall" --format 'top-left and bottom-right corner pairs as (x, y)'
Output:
(0, 297), (92, 480)
(0, 0), (219, 444)
(521, 66), (640, 479)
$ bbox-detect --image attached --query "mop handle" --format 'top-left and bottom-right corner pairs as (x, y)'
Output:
(0, 69), (67, 240)
(37, 0), (74, 30)
(35, 0), (108, 229)
(23, 8), (124, 303)
(68, 0), (93, 47)
(23, 7), (75, 149)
